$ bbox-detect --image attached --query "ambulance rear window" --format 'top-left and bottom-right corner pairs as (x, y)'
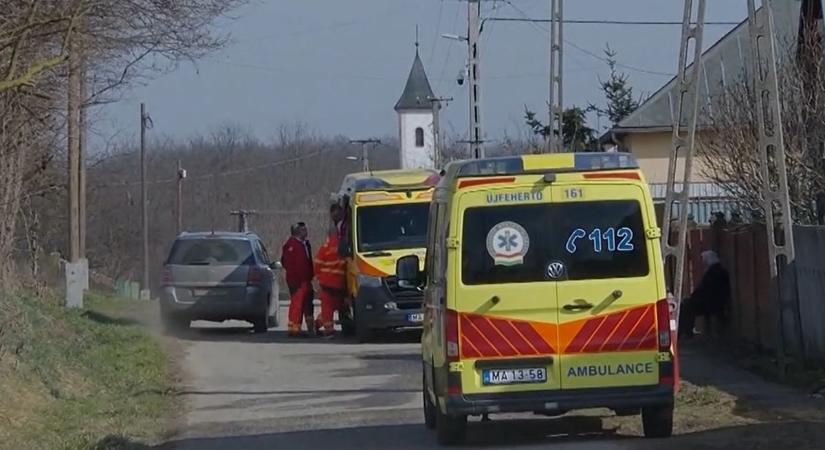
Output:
(462, 201), (648, 285)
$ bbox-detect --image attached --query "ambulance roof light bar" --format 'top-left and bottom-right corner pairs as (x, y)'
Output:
(455, 152), (639, 178)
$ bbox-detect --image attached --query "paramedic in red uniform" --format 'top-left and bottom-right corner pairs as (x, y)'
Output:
(281, 222), (315, 337)
(314, 225), (347, 337)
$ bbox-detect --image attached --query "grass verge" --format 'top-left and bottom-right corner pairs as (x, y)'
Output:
(0, 290), (177, 450)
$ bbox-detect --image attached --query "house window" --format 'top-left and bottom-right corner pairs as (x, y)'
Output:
(415, 127), (424, 147)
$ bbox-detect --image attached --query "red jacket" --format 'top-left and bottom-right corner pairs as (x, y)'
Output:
(281, 236), (314, 287)
(314, 235), (346, 290)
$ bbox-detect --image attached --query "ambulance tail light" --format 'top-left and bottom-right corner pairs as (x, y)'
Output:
(445, 309), (460, 361)
(655, 298), (671, 351)
(656, 298), (676, 387)
(162, 266), (172, 285)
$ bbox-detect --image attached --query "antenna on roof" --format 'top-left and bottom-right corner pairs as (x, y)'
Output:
(415, 25), (419, 51)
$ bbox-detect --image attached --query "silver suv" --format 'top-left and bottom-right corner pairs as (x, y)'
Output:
(160, 231), (279, 333)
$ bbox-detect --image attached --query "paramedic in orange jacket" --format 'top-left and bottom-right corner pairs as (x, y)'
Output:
(314, 225), (347, 336)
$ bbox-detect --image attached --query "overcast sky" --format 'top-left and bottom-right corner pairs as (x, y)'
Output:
(97, 0), (748, 148)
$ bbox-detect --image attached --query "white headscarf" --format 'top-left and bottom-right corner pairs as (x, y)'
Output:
(702, 250), (720, 267)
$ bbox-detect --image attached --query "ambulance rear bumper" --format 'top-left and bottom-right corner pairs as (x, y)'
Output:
(446, 384), (674, 416)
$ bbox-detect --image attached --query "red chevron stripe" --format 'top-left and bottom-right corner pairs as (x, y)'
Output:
(565, 316), (606, 353)
(489, 319), (537, 356)
(620, 307), (655, 350)
(637, 326), (657, 350)
(512, 321), (555, 354)
(461, 337), (482, 358)
(460, 315), (501, 357)
(582, 311), (626, 353)
(467, 315), (519, 356)
(600, 306), (647, 352)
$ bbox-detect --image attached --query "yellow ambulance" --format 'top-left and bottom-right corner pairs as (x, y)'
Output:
(394, 153), (676, 444)
(334, 169), (440, 342)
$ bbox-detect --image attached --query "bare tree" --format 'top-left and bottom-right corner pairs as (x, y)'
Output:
(0, 0), (248, 287)
(698, 38), (825, 225)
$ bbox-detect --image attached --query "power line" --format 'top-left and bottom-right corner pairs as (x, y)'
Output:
(496, 2), (675, 77)
(484, 17), (740, 26)
(94, 146), (333, 189)
(429, 0), (446, 67)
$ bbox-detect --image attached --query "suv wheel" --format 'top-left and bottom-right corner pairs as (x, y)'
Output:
(162, 314), (189, 334)
(642, 403), (674, 438)
(252, 313), (269, 334)
(436, 408), (466, 445)
(267, 295), (279, 328)
(423, 369), (436, 429)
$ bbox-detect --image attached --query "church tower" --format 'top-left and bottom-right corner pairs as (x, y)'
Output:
(395, 41), (435, 170)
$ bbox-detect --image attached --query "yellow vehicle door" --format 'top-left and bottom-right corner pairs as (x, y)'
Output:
(551, 180), (665, 390)
(455, 185), (561, 395)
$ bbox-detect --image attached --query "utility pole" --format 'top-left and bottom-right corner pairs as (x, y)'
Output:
(65, 36), (83, 308)
(468, 0), (484, 159)
(176, 160), (186, 235)
(548, 0), (564, 152)
(79, 56), (87, 257)
(746, 0), (799, 377)
(349, 139), (381, 172)
(428, 96), (453, 168)
(140, 103), (151, 298)
(231, 210), (258, 232)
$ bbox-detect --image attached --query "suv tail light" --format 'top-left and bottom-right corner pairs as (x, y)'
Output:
(247, 267), (265, 285)
(162, 266), (172, 285)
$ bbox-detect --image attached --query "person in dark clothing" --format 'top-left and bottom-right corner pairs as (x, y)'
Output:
(679, 250), (731, 339)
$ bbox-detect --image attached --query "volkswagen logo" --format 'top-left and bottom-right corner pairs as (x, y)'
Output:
(546, 261), (566, 280)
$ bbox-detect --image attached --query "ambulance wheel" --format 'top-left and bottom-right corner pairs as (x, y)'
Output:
(340, 308), (355, 336)
(354, 305), (373, 343)
(423, 372), (436, 429)
(436, 409), (466, 445)
(355, 317), (373, 343)
(642, 403), (673, 438)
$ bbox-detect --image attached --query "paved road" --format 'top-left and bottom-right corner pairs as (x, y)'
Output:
(159, 304), (825, 450)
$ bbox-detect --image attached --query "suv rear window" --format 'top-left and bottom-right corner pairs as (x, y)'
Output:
(167, 239), (255, 266)
(462, 200), (648, 285)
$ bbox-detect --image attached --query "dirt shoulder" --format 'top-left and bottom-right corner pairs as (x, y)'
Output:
(0, 291), (180, 450)
(604, 344), (825, 449)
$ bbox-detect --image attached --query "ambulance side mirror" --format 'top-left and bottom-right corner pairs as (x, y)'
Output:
(396, 255), (422, 289)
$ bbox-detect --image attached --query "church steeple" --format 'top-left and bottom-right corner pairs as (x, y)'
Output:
(394, 34), (435, 112)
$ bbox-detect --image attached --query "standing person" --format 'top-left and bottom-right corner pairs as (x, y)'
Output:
(679, 250), (731, 339)
(314, 224), (347, 337)
(281, 222), (315, 337)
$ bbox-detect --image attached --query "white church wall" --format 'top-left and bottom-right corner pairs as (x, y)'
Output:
(398, 110), (435, 170)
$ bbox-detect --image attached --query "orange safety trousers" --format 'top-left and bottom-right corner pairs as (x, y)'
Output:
(316, 287), (345, 335)
(287, 282), (313, 336)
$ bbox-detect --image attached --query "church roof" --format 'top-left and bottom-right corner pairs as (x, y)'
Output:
(395, 50), (435, 111)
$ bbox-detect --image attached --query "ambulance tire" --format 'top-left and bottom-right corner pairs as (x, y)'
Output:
(354, 305), (374, 343)
(436, 408), (466, 445)
(340, 307), (355, 336)
(422, 371), (436, 429)
(642, 403), (673, 438)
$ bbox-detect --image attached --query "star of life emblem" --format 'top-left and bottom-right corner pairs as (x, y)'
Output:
(486, 221), (530, 266)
